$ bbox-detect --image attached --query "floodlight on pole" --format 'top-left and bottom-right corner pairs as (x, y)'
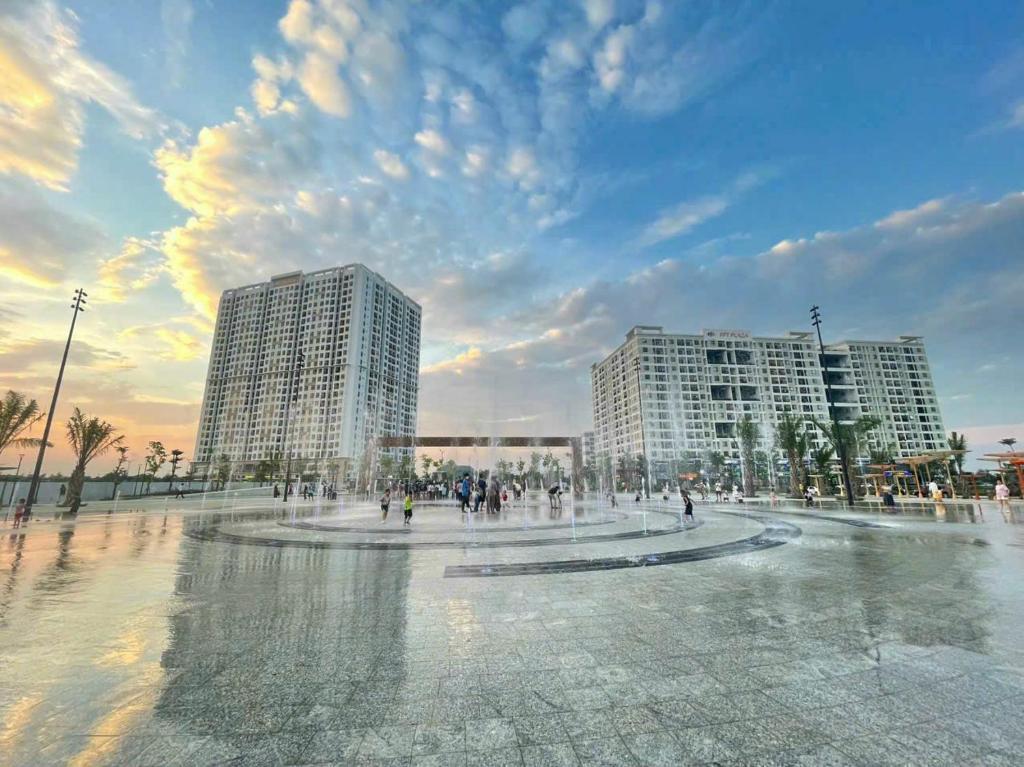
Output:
(633, 357), (651, 499)
(26, 288), (87, 513)
(810, 305), (855, 507)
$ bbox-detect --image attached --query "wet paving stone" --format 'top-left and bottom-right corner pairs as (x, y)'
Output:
(2, 498), (1024, 765)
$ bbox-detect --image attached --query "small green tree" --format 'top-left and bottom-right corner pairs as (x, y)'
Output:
(528, 451), (542, 489)
(398, 453), (413, 481)
(254, 459), (273, 485)
(541, 451), (553, 485)
(420, 454), (433, 479)
(167, 449), (185, 491)
(736, 415), (759, 497)
(214, 454), (232, 490)
(706, 450), (726, 483)
(378, 453), (396, 482)
(110, 445), (130, 500)
(144, 441), (167, 494)
(65, 408), (124, 514)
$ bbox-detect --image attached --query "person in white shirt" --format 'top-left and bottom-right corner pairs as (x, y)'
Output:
(995, 479), (1011, 522)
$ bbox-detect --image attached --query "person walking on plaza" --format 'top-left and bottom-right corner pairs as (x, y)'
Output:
(715, 482), (723, 502)
(174, 483), (185, 499)
(882, 484), (896, 512)
(403, 493), (413, 525)
(683, 490), (694, 522)
(460, 475), (471, 513)
(12, 498), (26, 528)
(273, 483), (280, 499)
(995, 478), (1011, 522)
(380, 488), (391, 522)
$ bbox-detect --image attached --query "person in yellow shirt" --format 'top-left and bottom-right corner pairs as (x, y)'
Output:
(403, 493), (413, 526)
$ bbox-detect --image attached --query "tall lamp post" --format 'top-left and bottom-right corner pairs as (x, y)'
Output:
(26, 288), (87, 513)
(633, 357), (651, 498)
(282, 350), (305, 502)
(810, 305), (855, 506)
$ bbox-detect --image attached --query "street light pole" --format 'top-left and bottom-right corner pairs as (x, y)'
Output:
(26, 288), (87, 513)
(633, 357), (651, 499)
(811, 305), (855, 507)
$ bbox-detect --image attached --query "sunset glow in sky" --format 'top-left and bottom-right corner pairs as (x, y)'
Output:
(1, 0), (1022, 474)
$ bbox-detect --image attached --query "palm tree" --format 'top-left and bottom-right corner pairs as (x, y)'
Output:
(167, 449), (185, 491)
(868, 445), (895, 466)
(214, 453), (232, 490)
(775, 410), (809, 497)
(736, 415), (759, 497)
(811, 414), (881, 498)
(0, 390), (45, 458)
(946, 431), (967, 485)
(706, 450), (726, 483)
(999, 437), (1018, 453)
(810, 445), (835, 494)
(110, 445), (129, 499)
(254, 459), (273, 485)
(528, 451), (542, 489)
(65, 408), (124, 514)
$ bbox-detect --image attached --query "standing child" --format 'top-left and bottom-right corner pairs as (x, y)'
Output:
(683, 491), (694, 522)
(403, 493), (413, 525)
(380, 488), (391, 522)
(995, 479), (1011, 522)
(13, 498), (26, 528)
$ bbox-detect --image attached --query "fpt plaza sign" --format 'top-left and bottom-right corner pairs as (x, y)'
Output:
(702, 329), (752, 340)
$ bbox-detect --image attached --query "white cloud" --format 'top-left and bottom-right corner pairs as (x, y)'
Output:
(0, 177), (105, 288)
(298, 51), (351, 117)
(279, 0), (315, 44)
(0, 0), (163, 189)
(97, 237), (164, 302)
(639, 195), (730, 246)
(581, 0), (615, 30)
(414, 129), (449, 154)
(637, 170), (773, 247)
(373, 149), (409, 180)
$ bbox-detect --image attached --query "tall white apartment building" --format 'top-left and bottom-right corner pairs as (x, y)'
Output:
(193, 265), (421, 481)
(591, 326), (945, 480)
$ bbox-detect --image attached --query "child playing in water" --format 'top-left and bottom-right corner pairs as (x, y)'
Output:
(403, 493), (413, 525)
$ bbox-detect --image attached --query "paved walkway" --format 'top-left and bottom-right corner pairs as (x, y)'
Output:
(2, 495), (1023, 765)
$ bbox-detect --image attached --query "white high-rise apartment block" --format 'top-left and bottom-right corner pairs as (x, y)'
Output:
(591, 326), (945, 481)
(194, 265), (421, 481)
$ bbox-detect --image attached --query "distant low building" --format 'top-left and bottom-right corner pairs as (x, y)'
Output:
(591, 325), (945, 483)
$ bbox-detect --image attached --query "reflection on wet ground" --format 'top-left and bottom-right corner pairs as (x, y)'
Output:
(2, 495), (1024, 766)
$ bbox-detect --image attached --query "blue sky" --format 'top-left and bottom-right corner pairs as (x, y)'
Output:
(1, 0), (1022, 471)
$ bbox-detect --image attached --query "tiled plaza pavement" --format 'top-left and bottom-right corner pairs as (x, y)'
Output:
(2, 495), (1024, 766)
